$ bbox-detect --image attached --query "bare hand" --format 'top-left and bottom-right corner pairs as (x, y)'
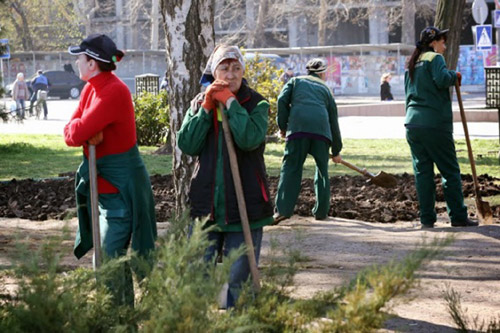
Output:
(190, 92), (205, 114)
(331, 154), (342, 164)
(280, 129), (286, 138)
(88, 131), (103, 145)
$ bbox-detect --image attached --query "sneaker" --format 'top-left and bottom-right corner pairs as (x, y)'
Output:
(272, 212), (288, 225)
(451, 218), (479, 227)
(421, 223), (434, 229)
(314, 215), (326, 221)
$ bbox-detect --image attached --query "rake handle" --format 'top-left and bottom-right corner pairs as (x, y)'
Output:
(219, 102), (261, 292)
(89, 144), (102, 269)
(455, 83), (481, 199)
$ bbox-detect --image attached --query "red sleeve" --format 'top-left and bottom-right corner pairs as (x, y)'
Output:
(64, 83), (127, 146)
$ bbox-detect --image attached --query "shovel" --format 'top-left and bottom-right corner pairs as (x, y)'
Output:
(336, 157), (397, 188)
(88, 144), (102, 268)
(455, 83), (493, 225)
(219, 102), (261, 292)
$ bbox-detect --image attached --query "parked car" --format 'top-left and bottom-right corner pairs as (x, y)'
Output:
(5, 70), (86, 99)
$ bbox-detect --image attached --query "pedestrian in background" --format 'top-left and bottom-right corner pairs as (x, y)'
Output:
(12, 72), (29, 119)
(177, 44), (274, 308)
(274, 58), (342, 224)
(280, 67), (295, 84)
(380, 72), (393, 101)
(405, 26), (477, 229)
(65, 33), (157, 306)
(29, 70), (50, 119)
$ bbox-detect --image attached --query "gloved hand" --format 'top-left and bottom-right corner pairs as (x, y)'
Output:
(88, 131), (103, 145)
(456, 72), (462, 86)
(212, 87), (236, 105)
(201, 81), (228, 111)
(201, 93), (215, 112)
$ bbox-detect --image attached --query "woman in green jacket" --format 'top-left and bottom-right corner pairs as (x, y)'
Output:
(177, 45), (274, 308)
(405, 26), (477, 228)
(274, 58), (342, 223)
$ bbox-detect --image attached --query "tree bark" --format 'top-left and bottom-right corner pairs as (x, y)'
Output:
(317, 0), (328, 46)
(160, 0), (215, 214)
(401, 0), (416, 45)
(10, 0), (34, 50)
(434, 0), (466, 70)
(151, 0), (160, 49)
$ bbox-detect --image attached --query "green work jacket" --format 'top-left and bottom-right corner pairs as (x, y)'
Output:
(74, 145), (157, 259)
(405, 52), (458, 132)
(277, 73), (342, 156)
(177, 92), (273, 232)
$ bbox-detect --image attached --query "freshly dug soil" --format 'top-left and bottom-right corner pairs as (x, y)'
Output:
(1, 173), (498, 223)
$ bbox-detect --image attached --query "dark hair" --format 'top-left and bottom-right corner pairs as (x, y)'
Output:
(407, 35), (446, 82)
(85, 54), (116, 72)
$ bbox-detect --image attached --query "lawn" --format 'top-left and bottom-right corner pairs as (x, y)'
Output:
(0, 133), (498, 180)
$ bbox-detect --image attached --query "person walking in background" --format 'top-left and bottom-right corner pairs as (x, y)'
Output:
(29, 70), (50, 119)
(280, 67), (295, 84)
(12, 72), (29, 119)
(380, 72), (394, 101)
(177, 45), (274, 308)
(405, 26), (477, 229)
(64, 33), (157, 306)
(274, 58), (342, 224)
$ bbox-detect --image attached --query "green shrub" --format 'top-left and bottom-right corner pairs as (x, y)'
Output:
(244, 53), (284, 136)
(134, 90), (169, 146)
(0, 213), (453, 332)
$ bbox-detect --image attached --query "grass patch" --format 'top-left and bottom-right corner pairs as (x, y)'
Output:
(0, 134), (498, 180)
(266, 138), (499, 178)
(0, 134), (171, 180)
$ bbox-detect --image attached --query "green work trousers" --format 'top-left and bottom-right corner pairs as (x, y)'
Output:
(406, 128), (468, 226)
(96, 193), (134, 307)
(275, 138), (331, 219)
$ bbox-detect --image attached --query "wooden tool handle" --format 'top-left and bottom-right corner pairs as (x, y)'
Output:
(89, 144), (102, 269)
(455, 83), (481, 198)
(219, 102), (261, 292)
(339, 159), (371, 178)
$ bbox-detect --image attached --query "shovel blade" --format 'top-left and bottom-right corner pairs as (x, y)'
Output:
(368, 171), (398, 188)
(476, 198), (494, 225)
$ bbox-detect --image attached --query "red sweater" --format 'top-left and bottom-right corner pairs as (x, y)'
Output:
(64, 71), (137, 193)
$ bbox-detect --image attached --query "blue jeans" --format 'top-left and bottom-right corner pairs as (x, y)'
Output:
(204, 228), (263, 308)
(16, 99), (26, 118)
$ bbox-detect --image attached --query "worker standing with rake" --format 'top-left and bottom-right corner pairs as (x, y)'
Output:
(64, 34), (157, 306)
(405, 26), (478, 229)
(177, 45), (274, 308)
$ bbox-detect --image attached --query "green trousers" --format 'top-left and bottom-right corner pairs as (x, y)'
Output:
(406, 128), (468, 225)
(96, 193), (134, 307)
(275, 138), (330, 219)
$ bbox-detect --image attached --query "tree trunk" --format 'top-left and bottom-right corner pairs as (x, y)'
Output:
(10, 0), (34, 50)
(253, 0), (268, 48)
(317, 0), (328, 46)
(160, 0), (215, 214)
(401, 0), (416, 45)
(246, 0), (255, 47)
(434, 0), (466, 70)
(151, 0), (160, 49)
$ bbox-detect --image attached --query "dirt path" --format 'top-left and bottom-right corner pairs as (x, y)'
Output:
(1, 216), (499, 332)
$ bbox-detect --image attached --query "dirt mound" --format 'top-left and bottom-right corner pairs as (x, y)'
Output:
(0, 174), (498, 223)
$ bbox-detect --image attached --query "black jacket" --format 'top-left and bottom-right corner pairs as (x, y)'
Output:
(380, 81), (393, 101)
(188, 83), (273, 224)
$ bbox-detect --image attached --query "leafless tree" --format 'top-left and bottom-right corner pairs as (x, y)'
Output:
(160, 0), (215, 212)
(434, 0), (466, 71)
